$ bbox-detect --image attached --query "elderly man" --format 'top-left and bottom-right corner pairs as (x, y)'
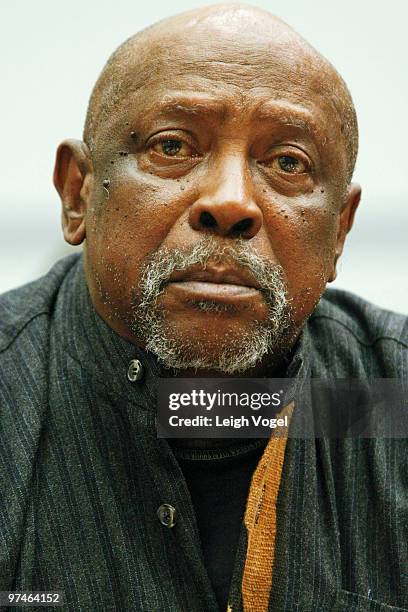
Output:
(0, 4), (407, 612)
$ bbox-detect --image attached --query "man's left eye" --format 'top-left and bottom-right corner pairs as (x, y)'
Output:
(277, 155), (306, 173)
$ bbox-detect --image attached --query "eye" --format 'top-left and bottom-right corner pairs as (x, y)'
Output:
(150, 137), (197, 158)
(257, 147), (311, 176)
(277, 155), (306, 173)
(161, 139), (183, 156)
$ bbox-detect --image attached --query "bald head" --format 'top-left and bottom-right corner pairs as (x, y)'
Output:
(83, 4), (358, 183)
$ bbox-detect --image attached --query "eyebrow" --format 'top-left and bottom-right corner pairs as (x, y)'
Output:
(154, 93), (228, 120)
(252, 100), (322, 140)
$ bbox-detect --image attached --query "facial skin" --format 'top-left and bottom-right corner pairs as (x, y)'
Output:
(53, 4), (361, 376)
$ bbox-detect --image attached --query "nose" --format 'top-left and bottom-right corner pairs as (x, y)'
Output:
(188, 153), (263, 239)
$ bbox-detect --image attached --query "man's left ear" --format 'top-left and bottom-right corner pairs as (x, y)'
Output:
(53, 139), (94, 246)
(328, 182), (362, 282)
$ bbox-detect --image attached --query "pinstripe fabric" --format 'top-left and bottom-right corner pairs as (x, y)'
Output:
(0, 253), (407, 611)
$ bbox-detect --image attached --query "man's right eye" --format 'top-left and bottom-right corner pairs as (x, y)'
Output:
(161, 139), (183, 156)
(150, 137), (197, 158)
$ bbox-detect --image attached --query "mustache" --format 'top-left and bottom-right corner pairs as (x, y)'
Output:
(137, 236), (289, 309)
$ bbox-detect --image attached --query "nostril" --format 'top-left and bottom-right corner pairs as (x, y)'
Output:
(200, 211), (217, 228)
(233, 218), (253, 233)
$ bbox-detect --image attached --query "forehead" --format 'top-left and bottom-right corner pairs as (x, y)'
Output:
(113, 26), (340, 133)
(133, 26), (327, 98)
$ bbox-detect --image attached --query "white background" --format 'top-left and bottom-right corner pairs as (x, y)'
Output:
(1, 0), (407, 313)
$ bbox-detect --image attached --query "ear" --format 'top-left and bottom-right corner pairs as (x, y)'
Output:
(53, 139), (93, 245)
(328, 182), (362, 282)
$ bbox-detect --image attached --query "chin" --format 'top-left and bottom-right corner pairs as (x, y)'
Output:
(132, 286), (294, 374)
(142, 315), (279, 375)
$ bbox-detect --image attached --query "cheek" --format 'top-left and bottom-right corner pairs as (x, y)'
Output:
(263, 203), (339, 324)
(84, 173), (195, 305)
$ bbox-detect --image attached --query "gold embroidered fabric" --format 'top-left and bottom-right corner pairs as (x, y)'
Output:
(240, 401), (294, 612)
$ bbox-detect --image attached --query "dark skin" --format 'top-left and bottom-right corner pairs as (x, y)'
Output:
(53, 5), (361, 377)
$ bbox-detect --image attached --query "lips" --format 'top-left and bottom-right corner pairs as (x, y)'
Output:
(164, 265), (262, 304)
(166, 265), (261, 289)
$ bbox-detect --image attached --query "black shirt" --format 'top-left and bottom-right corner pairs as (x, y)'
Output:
(169, 439), (268, 610)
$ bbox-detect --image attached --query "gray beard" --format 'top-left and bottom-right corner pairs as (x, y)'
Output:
(130, 237), (294, 374)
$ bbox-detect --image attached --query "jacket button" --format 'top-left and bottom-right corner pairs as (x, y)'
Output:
(127, 359), (143, 382)
(157, 504), (177, 528)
